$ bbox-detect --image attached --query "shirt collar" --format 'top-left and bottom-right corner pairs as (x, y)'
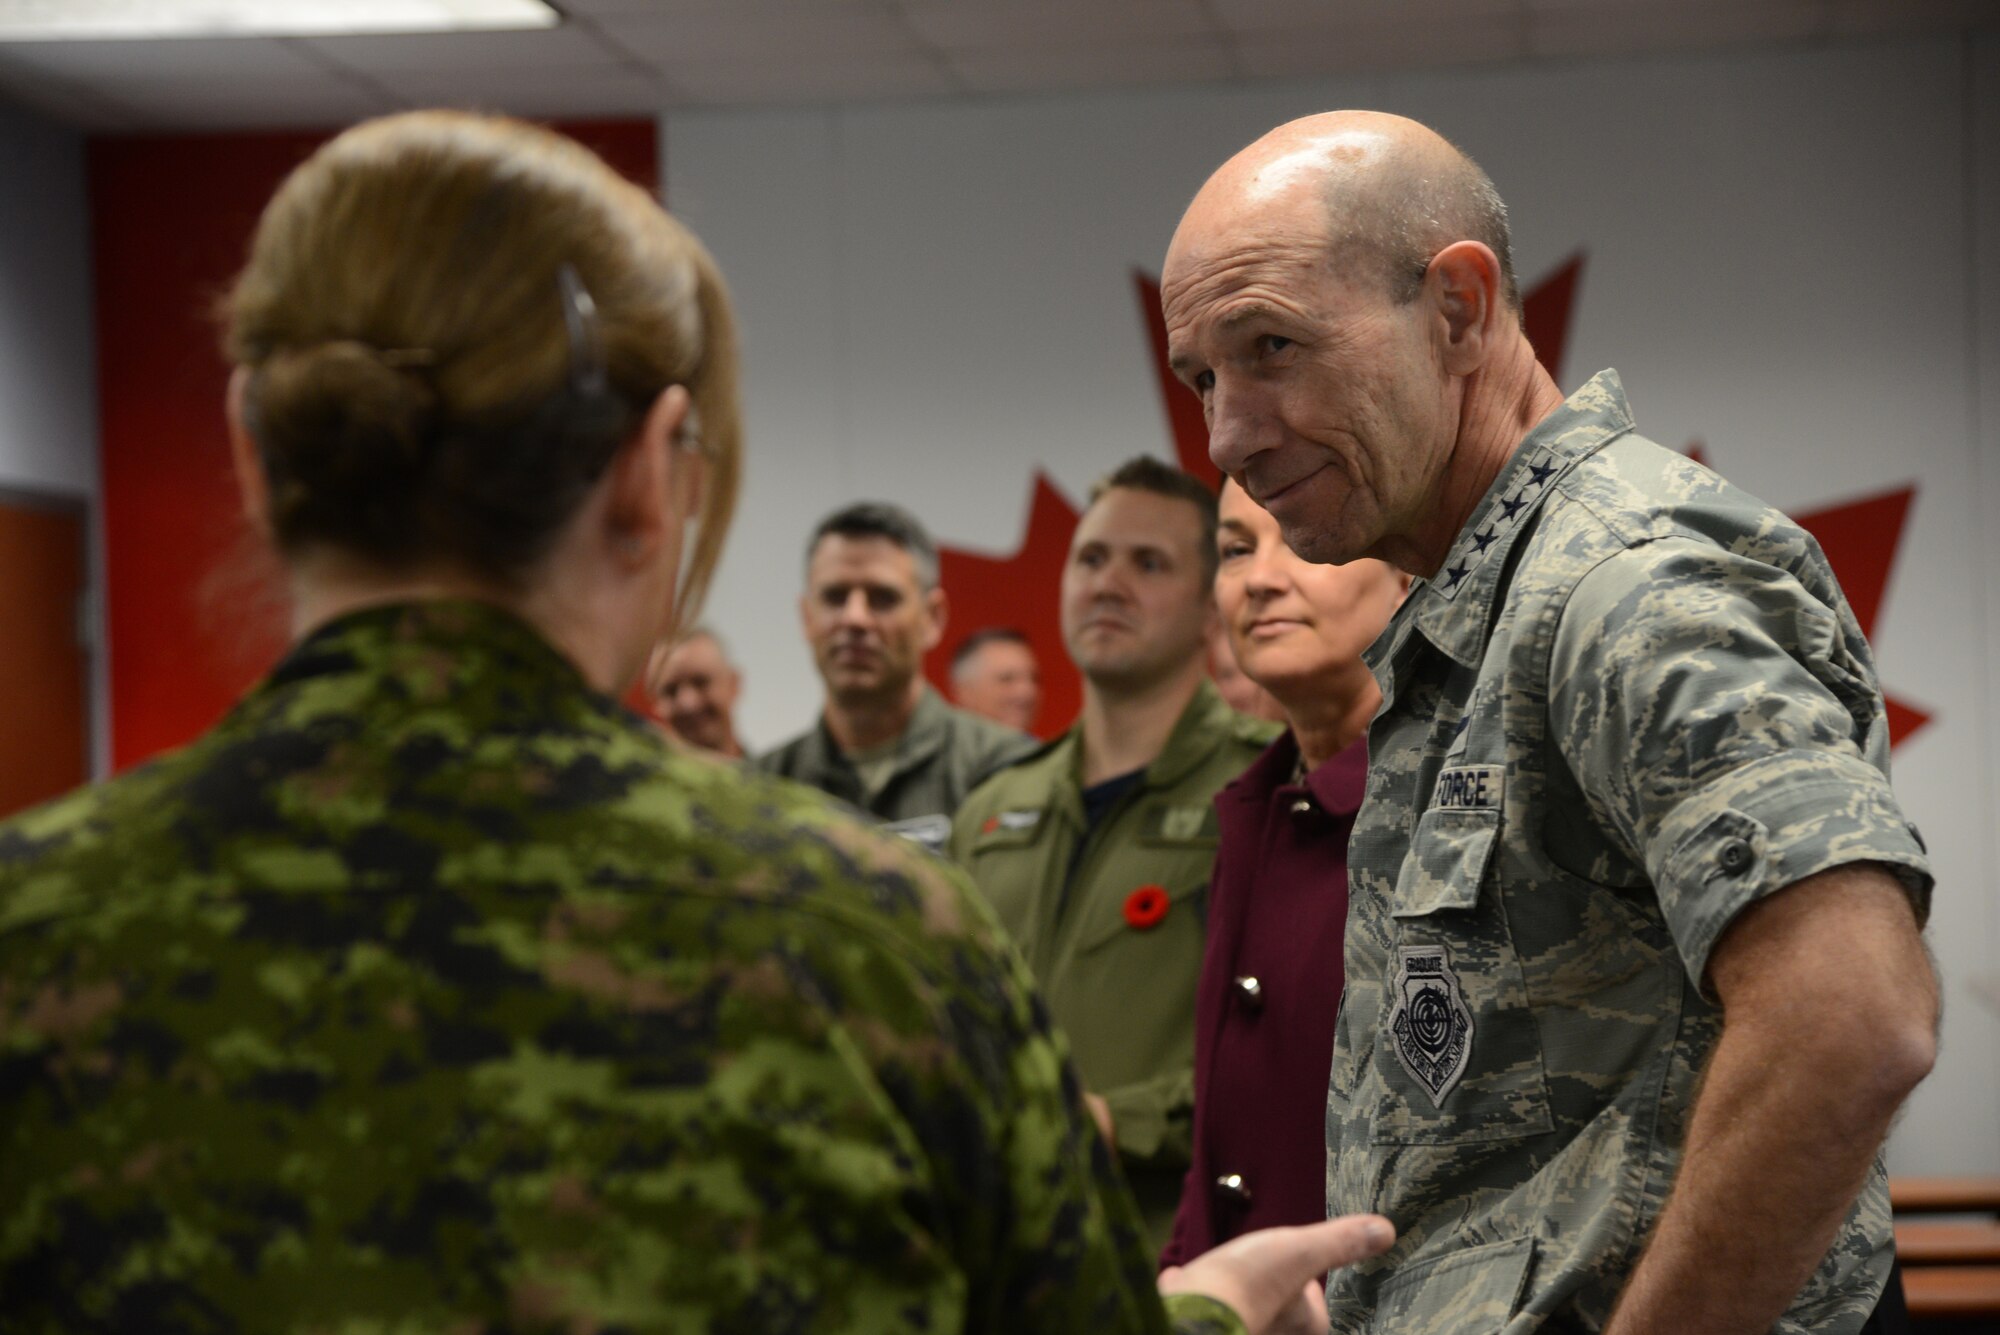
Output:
(808, 683), (952, 774)
(1145, 679), (1240, 790)
(267, 598), (591, 702)
(1371, 369), (1636, 675)
(1306, 734), (1370, 816)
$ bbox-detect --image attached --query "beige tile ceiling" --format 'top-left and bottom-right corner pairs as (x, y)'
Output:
(0, 0), (1992, 131)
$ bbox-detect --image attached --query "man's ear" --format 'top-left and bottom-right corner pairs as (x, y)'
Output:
(603, 384), (692, 570)
(1426, 240), (1505, 378)
(922, 585), (949, 654)
(225, 365), (274, 539)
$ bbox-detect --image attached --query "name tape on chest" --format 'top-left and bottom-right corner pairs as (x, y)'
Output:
(883, 813), (951, 852)
(978, 808), (1042, 840)
(1431, 765), (1503, 813)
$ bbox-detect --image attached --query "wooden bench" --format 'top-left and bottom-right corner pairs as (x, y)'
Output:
(1890, 1177), (2000, 1215)
(1895, 1220), (2000, 1265)
(1900, 1264), (2000, 1318)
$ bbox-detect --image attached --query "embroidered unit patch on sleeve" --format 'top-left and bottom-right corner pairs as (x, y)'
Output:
(1390, 943), (1475, 1107)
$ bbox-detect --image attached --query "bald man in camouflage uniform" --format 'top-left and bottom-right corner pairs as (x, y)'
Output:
(0, 601), (1383, 1334)
(1164, 113), (1935, 1333)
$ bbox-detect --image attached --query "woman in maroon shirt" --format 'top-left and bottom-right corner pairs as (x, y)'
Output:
(1160, 479), (1408, 1267)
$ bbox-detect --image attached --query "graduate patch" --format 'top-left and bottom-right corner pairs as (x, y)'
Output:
(1390, 943), (1475, 1107)
(1431, 764), (1503, 812)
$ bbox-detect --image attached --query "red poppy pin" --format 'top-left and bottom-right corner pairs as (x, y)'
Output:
(1123, 884), (1169, 930)
(981, 815), (1000, 835)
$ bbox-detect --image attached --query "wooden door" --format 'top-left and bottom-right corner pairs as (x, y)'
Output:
(0, 491), (90, 819)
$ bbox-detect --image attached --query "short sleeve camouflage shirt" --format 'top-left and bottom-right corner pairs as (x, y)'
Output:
(0, 600), (1241, 1335)
(1326, 372), (1932, 1333)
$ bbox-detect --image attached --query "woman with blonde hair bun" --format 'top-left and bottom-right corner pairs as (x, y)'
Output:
(0, 111), (1387, 1333)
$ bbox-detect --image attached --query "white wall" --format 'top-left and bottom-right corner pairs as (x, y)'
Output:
(666, 34), (2000, 1176)
(0, 99), (105, 776)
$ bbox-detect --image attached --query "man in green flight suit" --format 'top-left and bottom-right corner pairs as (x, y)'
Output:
(952, 457), (1278, 1248)
(759, 501), (1035, 852)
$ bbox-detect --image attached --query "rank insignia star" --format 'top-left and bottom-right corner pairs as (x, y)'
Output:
(1470, 527), (1496, 553)
(1526, 460), (1556, 486)
(1499, 494), (1528, 520)
(1444, 563), (1470, 588)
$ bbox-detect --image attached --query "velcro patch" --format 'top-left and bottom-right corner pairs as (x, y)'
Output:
(1431, 765), (1503, 812)
(1141, 802), (1218, 844)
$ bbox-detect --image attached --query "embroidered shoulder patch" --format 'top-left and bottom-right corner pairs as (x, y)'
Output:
(1389, 942), (1475, 1107)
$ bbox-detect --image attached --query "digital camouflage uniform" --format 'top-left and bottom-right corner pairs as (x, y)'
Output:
(948, 681), (1279, 1247)
(755, 687), (1035, 853)
(1330, 371), (1932, 1333)
(0, 600), (1243, 1335)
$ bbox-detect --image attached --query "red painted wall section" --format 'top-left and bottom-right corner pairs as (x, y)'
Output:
(91, 119), (661, 771)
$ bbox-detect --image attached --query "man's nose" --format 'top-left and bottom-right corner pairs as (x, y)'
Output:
(1205, 380), (1263, 479)
(835, 589), (872, 622)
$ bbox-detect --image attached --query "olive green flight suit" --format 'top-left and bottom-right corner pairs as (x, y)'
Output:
(757, 686), (1035, 852)
(950, 681), (1278, 1246)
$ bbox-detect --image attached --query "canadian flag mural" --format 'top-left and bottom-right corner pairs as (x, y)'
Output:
(925, 255), (1931, 749)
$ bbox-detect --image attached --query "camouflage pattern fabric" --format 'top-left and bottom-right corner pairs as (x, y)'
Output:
(1328, 371), (1933, 1333)
(0, 600), (1243, 1335)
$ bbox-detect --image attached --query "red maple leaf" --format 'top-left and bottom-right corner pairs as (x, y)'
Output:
(928, 253), (1928, 749)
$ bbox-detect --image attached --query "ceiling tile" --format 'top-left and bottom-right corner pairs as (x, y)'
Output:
(596, 4), (918, 65)
(102, 75), (387, 131)
(1237, 14), (1530, 78)
(0, 34), (331, 83)
(900, 0), (1217, 51)
(661, 52), (953, 105)
(1529, 1), (1827, 60)
(1211, 0), (1523, 36)
(375, 63), (667, 116)
(948, 37), (1232, 94)
(0, 60), (139, 130)
(1830, 0), (2000, 36)
(304, 23), (622, 73)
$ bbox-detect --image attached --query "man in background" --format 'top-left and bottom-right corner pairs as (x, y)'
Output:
(950, 627), (1043, 733)
(647, 626), (745, 758)
(951, 457), (1276, 1247)
(760, 502), (1034, 852)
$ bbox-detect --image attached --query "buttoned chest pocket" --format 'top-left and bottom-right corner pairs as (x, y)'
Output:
(1371, 806), (1552, 1144)
(1070, 836), (1214, 957)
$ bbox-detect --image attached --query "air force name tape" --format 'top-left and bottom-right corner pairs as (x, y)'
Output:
(1431, 764), (1503, 812)
(1390, 942), (1475, 1107)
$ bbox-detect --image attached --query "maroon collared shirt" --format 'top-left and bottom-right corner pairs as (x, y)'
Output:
(1159, 729), (1364, 1267)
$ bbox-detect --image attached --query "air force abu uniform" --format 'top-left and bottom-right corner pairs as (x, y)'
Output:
(949, 681), (1278, 1241)
(1330, 371), (1932, 1332)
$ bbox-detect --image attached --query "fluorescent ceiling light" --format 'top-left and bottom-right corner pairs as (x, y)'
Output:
(0, 0), (561, 40)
